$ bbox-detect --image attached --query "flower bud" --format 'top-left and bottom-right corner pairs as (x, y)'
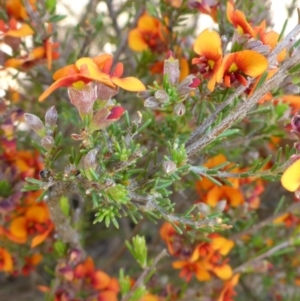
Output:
(68, 82), (97, 118)
(45, 106), (57, 130)
(95, 82), (119, 100)
(214, 200), (227, 213)
(162, 160), (177, 174)
(177, 75), (200, 97)
(137, 90), (152, 100)
(154, 90), (169, 103)
(84, 149), (98, 170)
(41, 135), (54, 151)
(174, 103), (186, 116)
(24, 113), (46, 137)
(291, 113), (300, 133)
(197, 202), (210, 216)
(163, 52), (180, 86)
(144, 97), (160, 109)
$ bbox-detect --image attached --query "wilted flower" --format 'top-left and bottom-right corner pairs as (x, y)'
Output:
(68, 82), (97, 118)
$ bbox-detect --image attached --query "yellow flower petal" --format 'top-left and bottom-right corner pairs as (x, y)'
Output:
(281, 159), (300, 192)
(111, 76), (146, 92)
(193, 29), (222, 61)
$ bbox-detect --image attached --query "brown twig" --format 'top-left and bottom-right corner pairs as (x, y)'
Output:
(121, 249), (169, 301)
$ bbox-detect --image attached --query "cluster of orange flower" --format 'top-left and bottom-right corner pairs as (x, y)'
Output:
(0, 115), (51, 274)
(196, 154), (264, 211)
(40, 253), (119, 301)
(160, 222), (239, 301)
(1, 0), (59, 70)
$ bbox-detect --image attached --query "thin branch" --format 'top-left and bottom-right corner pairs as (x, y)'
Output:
(121, 249), (169, 301)
(231, 202), (300, 241)
(47, 181), (83, 251)
(233, 235), (300, 274)
(129, 192), (220, 228)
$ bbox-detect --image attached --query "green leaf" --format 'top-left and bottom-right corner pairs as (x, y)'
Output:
(46, 0), (56, 12)
(59, 196), (70, 217)
(253, 71), (268, 92)
(48, 14), (67, 23)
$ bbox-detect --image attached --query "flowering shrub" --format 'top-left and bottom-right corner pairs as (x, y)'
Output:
(2, 0), (300, 300)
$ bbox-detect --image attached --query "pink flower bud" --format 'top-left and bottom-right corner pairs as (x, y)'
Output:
(174, 103), (186, 116)
(24, 113), (46, 137)
(45, 106), (57, 130)
(291, 113), (300, 133)
(41, 135), (54, 151)
(177, 75), (200, 97)
(68, 83), (97, 117)
(107, 106), (125, 120)
(84, 149), (98, 170)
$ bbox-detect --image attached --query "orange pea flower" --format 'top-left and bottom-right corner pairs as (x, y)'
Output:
(128, 14), (168, 53)
(273, 213), (299, 228)
(6, 202), (53, 248)
(139, 293), (160, 301)
(0, 18), (34, 38)
(74, 257), (120, 298)
(39, 54), (145, 101)
(205, 185), (245, 208)
(6, 0), (36, 20)
(0, 248), (13, 272)
(281, 158), (300, 192)
(173, 257), (212, 282)
(189, 0), (219, 22)
(255, 21), (286, 62)
(5, 40), (59, 71)
(22, 253), (43, 275)
(192, 29), (223, 91)
(218, 273), (240, 301)
(227, 0), (256, 37)
(216, 50), (268, 88)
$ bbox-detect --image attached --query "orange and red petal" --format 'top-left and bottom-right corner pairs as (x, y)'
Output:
(217, 50), (268, 83)
(98, 290), (118, 301)
(5, 23), (34, 37)
(193, 29), (222, 61)
(53, 64), (79, 80)
(92, 54), (113, 69)
(38, 75), (92, 101)
(213, 263), (233, 280)
(75, 58), (114, 86)
(31, 222), (53, 248)
(92, 270), (111, 290)
(128, 29), (149, 52)
(25, 205), (49, 223)
(9, 216), (28, 240)
(0, 248), (13, 272)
